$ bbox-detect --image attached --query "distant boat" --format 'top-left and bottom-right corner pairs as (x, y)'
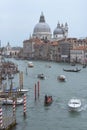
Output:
(45, 64), (51, 68)
(28, 62), (34, 67)
(58, 75), (66, 82)
(37, 74), (45, 79)
(63, 68), (81, 72)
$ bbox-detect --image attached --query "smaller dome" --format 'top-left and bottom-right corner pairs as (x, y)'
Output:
(53, 22), (65, 35)
(53, 28), (64, 35)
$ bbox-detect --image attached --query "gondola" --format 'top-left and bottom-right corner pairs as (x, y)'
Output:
(44, 95), (53, 106)
(63, 68), (81, 72)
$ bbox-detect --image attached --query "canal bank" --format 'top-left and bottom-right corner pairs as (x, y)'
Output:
(3, 58), (87, 130)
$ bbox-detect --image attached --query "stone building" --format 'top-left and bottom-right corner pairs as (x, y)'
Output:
(22, 12), (69, 61)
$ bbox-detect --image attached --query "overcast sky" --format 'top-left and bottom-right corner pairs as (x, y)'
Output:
(0, 0), (87, 47)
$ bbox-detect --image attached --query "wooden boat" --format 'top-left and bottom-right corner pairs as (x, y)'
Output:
(44, 95), (53, 106)
(58, 75), (66, 82)
(63, 68), (81, 72)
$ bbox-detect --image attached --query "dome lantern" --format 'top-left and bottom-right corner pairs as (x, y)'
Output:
(39, 12), (45, 23)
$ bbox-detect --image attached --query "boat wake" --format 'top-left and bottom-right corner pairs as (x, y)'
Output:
(79, 104), (87, 111)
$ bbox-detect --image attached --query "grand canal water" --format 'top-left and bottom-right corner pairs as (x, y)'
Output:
(5, 59), (87, 130)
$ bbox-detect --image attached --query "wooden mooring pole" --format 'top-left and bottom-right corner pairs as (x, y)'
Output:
(37, 81), (40, 98)
(34, 83), (37, 100)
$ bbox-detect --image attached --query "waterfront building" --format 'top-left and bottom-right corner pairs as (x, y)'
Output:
(2, 42), (21, 58)
(70, 46), (87, 64)
(48, 41), (59, 61)
(22, 12), (87, 63)
(4, 42), (12, 57)
(23, 39), (35, 59)
(58, 40), (72, 62)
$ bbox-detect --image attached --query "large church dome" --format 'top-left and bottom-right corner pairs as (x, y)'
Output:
(33, 12), (52, 40)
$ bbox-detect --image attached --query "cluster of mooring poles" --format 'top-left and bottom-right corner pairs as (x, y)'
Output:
(0, 93), (27, 130)
(0, 105), (16, 130)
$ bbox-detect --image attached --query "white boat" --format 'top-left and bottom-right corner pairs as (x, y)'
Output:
(68, 98), (81, 111)
(4, 88), (29, 95)
(18, 89), (29, 94)
(58, 75), (66, 81)
(2, 98), (23, 105)
(28, 62), (34, 67)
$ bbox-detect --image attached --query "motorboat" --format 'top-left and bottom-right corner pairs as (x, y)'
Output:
(58, 75), (66, 81)
(28, 62), (34, 67)
(37, 74), (45, 79)
(44, 95), (53, 106)
(2, 97), (23, 105)
(68, 98), (81, 111)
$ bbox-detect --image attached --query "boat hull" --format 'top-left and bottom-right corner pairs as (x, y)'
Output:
(63, 68), (81, 72)
(2, 98), (23, 105)
(68, 99), (81, 111)
(44, 96), (53, 106)
(58, 75), (66, 82)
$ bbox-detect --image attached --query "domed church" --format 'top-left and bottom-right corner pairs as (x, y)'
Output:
(32, 12), (52, 40)
(32, 12), (68, 41)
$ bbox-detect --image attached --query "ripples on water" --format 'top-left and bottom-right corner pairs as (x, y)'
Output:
(5, 59), (87, 130)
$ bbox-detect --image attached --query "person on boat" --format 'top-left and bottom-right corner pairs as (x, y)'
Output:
(45, 95), (48, 103)
(48, 96), (52, 102)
